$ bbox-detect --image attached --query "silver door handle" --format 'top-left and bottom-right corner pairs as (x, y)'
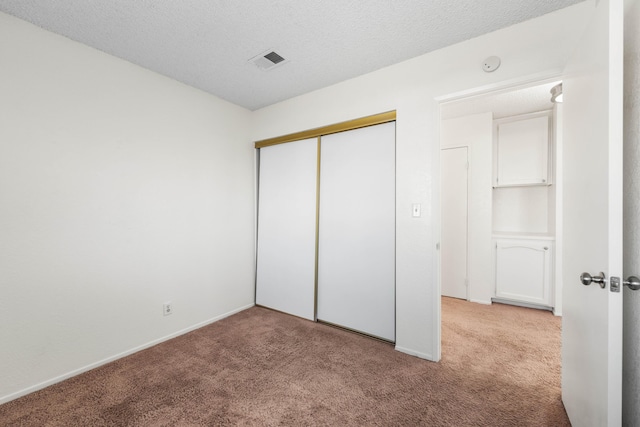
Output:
(624, 276), (640, 291)
(580, 272), (606, 289)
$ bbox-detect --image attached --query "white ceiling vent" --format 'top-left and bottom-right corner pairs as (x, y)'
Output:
(249, 49), (289, 71)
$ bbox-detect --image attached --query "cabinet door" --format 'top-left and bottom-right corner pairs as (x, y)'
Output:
(255, 138), (318, 320)
(495, 239), (552, 306)
(495, 114), (550, 187)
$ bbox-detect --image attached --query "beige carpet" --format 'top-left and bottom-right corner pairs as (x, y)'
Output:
(0, 298), (569, 426)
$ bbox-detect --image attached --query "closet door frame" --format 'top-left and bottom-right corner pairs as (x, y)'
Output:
(255, 112), (396, 148)
(255, 110), (396, 334)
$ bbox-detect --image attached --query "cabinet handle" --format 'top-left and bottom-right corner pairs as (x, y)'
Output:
(544, 247), (548, 250)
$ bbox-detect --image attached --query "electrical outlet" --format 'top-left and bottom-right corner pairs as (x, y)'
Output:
(163, 302), (172, 316)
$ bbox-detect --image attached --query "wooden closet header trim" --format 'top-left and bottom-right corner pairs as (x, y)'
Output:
(254, 111), (396, 148)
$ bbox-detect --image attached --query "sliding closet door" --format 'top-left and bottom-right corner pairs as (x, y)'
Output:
(317, 122), (395, 341)
(256, 138), (317, 320)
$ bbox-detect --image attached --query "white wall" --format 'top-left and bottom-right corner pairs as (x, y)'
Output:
(553, 104), (564, 316)
(0, 12), (256, 403)
(251, 3), (593, 359)
(623, 0), (640, 423)
(440, 113), (493, 304)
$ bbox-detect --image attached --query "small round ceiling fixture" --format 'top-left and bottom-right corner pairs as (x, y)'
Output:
(482, 56), (501, 73)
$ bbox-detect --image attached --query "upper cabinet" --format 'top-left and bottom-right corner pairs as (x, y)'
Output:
(493, 111), (552, 187)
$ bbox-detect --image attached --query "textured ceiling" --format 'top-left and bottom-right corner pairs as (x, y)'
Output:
(0, 1), (584, 110)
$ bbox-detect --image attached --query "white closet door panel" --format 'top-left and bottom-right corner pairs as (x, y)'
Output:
(256, 138), (317, 320)
(317, 122), (395, 341)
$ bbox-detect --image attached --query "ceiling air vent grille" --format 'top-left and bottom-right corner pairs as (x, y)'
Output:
(249, 49), (289, 71)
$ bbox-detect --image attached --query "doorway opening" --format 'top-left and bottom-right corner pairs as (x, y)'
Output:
(437, 78), (565, 419)
(438, 79), (563, 314)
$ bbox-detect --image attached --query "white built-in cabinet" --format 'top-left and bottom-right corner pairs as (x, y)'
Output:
(491, 109), (555, 310)
(255, 120), (396, 342)
(495, 238), (553, 307)
(494, 112), (552, 187)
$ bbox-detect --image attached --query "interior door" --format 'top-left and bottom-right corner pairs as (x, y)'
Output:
(316, 122), (396, 342)
(561, 0), (623, 425)
(441, 147), (468, 300)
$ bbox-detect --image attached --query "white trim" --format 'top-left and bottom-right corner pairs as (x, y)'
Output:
(395, 345), (435, 361)
(0, 303), (255, 405)
(469, 298), (492, 305)
(435, 70), (564, 104)
(432, 103), (443, 361)
(492, 297), (553, 312)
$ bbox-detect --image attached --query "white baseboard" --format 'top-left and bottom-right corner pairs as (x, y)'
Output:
(0, 303), (255, 405)
(491, 298), (553, 312)
(469, 298), (492, 305)
(395, 345), (436, 362)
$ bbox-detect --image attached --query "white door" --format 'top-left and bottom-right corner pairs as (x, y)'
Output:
(441, 147), (468, 300)
(561, 0), (623, 425)
(316, 122), (396, 342)
(255, 138), (318, 320)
